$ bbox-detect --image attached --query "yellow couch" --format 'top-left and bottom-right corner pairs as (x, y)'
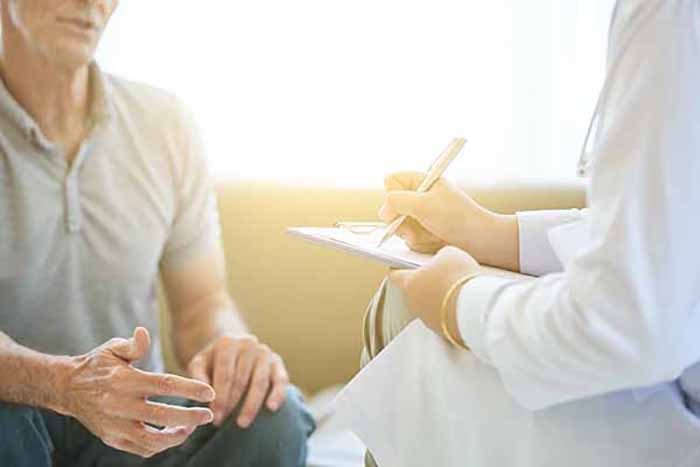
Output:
(161, 180), (586, 395)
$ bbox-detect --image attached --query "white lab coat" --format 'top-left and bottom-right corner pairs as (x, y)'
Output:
(458, 0), (700, 412)
(335, 2), (700, 465)
(335, 317), (700, 467)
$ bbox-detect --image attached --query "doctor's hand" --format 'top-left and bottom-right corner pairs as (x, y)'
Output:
(186, 334), (289, 429)
(379, 172), (519, 271)
(389, 246), (480, 345)
(379, 171), (494, 253)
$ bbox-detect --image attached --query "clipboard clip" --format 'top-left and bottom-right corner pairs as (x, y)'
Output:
(334, 221), (386, 235)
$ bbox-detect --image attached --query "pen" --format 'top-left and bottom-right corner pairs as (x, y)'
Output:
(376, 137), (467, 248)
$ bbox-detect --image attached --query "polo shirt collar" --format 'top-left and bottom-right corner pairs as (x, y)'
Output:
(88, 61), (116, 128)
(0, 61), (115, 146)
(0, 65), (37, 140)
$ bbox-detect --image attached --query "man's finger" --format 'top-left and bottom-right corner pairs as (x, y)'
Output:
(237, 354), (271, 428)
(115, 399), (213, 428)
(187, 353), (211, 385)
(212, 339), (239, 426)
(129, 370), (215, 403)
(110, 327), (151, 362)
(226, 347), (258, 420)
(109, 438), (154, 458)
(119, 420), (194, 456)
(384, 171), (427, 191)
(266, 358), (289, 411)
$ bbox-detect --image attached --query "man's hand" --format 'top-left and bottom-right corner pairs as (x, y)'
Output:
(186, 334), (289, 428)
(60, 328), (216, 459)
(389, 246), (480, 343)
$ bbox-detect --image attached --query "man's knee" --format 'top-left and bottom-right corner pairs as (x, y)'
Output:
(248, 387), (314, 465)
(203, 387), (315, 467)
(0, 403), (53, 467)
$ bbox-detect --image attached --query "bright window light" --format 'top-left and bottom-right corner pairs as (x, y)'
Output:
(97, 0), (615, 187)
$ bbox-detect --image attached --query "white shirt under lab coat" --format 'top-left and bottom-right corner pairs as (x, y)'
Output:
(458, 0), (700, 413)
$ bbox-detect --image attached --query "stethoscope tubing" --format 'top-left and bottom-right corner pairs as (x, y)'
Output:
(576, 0), (662, 178)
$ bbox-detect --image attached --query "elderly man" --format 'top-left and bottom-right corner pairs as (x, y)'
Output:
(0, 1), (314, 466)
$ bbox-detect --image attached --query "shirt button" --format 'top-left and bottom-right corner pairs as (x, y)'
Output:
(28, 128), (38, 143)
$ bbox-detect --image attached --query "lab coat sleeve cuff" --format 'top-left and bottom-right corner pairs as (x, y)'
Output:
(516, 209), (582, 276)
(456, 275), (514, 366)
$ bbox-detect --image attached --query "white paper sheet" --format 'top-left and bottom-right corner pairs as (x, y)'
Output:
(333, 321), (700, 467)
(286, 226), (431, 269)
(286, 227), (524, 279)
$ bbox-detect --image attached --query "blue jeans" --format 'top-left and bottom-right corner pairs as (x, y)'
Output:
(0, 387), (315, 467)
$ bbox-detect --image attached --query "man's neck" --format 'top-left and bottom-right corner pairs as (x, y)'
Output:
(0, 38), (91, 161)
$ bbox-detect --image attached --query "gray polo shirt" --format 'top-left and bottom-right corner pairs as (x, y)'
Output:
(0, 63), (220, 372)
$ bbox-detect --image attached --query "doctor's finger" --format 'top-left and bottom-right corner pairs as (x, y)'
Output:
(384, 171), (427, 191)
(389, 269), (413, 289)
(383, 191), (426, 220)
(400, 218), (436, 238)
(396, 223), (420, 241)
(406, 238), (445, 254)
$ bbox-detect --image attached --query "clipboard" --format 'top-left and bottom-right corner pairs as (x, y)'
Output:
(286, 226), (529, 279)
(287, 226), (430, 270)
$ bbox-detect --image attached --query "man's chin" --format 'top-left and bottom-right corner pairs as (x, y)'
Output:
(42, 40), (98, 71)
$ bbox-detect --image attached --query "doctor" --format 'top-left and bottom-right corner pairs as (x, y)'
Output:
(363, 0), (700, 465)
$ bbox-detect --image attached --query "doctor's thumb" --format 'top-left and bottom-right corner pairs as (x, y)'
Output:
(389, 269), (413, 289)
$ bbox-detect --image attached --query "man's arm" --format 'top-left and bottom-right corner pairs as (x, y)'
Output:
(162, 244), (290, 428)
(158, 94), (289, 428)
(0, 327), (216, 458)
(161, 245), (246, 366)
(0, 330), (71, 412)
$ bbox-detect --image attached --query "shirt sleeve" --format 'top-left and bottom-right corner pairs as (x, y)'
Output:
(160, 103), (222, 270)
(516, 209), (583, 276)
(457, 0), (700, 411)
